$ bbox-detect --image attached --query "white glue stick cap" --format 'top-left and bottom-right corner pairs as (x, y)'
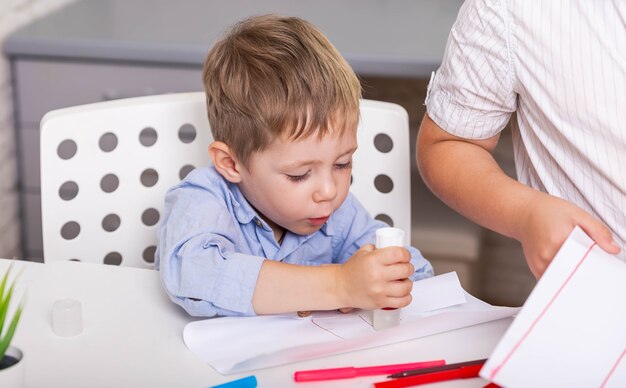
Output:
(52, 298), (83, 337)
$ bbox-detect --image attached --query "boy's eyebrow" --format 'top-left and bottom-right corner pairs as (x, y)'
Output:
(282, 160), (315, 169)
(338, 146), (358, 158)
(282, 146), (358, 169)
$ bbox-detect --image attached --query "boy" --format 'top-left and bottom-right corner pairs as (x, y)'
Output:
(156, 15), (432, 317)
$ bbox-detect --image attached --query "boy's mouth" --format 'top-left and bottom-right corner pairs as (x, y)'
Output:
(308, 216), (329, 226)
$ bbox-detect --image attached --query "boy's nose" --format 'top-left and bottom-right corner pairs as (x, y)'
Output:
(313, 175), (337, 202)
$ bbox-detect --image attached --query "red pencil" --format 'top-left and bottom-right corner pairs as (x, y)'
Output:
(293, 360), (446, 382)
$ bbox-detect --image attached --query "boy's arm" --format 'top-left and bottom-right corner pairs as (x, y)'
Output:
(158, 231), (266, 317)
(417, 113), (619, 278)
(252, 244), (414, 315)
(251, 194), (434, 315)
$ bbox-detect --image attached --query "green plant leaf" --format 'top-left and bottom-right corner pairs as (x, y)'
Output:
(0, 261), (25, 362)
(0, 262), (14, 338)
(0, 298), (24, 360)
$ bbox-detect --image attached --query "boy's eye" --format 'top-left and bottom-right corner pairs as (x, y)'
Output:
(286, 172), (309, 183)
(335, 161), (352, 170)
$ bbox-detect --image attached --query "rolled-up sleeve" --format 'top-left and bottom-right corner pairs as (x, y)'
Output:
(426, 0), (516, 140)
(156, 174), (265, 317)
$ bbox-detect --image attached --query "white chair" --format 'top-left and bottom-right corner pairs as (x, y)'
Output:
(40, 93), (411, 267)
(352, 99), (411, 240)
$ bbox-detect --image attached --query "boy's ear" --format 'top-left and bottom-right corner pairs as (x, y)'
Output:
(208, 141), (243, 183)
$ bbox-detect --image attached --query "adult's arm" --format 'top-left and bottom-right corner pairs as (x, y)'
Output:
(416, 113), (619, 277)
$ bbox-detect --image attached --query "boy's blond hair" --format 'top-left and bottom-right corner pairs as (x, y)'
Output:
(203, 14), (361, 167)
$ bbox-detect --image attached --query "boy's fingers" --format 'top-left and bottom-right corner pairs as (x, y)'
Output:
(358, 243), (375, 253)
(386, 262), (414, 280)
(385, 278), (413, 298)
(376, 246), (411, 264)
(383, 294), (413, 309)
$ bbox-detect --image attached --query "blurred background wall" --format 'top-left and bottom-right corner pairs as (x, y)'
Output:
(0, 0), (77, 259)
(0, 0), (535, 306)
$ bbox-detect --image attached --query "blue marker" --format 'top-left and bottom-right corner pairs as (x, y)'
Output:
(211, 375), (257, 388)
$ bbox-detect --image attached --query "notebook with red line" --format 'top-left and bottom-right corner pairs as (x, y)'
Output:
(480, 226), (626, 387)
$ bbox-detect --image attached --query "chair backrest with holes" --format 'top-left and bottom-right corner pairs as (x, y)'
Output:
(351, 99), (411, 242)
(40, 93), (411, 267)
(41, 93), (212, 267)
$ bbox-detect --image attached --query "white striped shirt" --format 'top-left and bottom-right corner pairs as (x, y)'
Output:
(426, 0), (626, 261)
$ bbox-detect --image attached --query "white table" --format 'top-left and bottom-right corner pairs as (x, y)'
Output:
(4, 258), (512, 387)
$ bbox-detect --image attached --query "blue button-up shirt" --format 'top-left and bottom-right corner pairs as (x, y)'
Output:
(156, 167), (433, 317)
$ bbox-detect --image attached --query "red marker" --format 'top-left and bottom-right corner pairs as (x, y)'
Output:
(373, 359), (486, 388)
(293, 360), (445, 382)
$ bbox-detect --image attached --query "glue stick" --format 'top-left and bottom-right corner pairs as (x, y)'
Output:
(372, 227), (405, 331)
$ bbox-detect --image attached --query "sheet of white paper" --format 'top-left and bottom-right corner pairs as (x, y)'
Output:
(404, 271), (467, 314)
(481, 226), (626, 387)
(308, 271), (467, 338)
(183, 272), (518, 374)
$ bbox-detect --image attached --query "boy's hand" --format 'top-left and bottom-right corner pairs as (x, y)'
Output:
(517, 192), (621, 278)
(336, 244), (414, 310)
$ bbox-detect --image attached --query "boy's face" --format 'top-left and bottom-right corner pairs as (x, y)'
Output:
(237, 128), (357, 237)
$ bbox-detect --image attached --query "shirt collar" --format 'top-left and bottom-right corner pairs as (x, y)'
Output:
(319, 218), (334, 236)
(227, 182), (264, 226)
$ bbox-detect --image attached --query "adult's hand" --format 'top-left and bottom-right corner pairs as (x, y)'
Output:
(517, 191), (621, 278)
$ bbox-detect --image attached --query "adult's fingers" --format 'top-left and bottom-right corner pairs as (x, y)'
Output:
(577, 215), (621, 255)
